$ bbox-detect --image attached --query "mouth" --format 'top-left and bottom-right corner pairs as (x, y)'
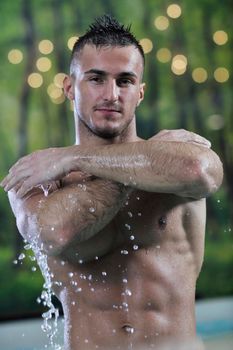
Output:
(94, 105), (122, 114)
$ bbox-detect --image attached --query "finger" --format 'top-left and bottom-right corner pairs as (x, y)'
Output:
(16, 181), (34, 198)
(3, 170), (30, 192)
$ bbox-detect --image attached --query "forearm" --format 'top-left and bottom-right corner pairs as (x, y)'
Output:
(67, 140), (223, 199)
(27, 178), (130, 255)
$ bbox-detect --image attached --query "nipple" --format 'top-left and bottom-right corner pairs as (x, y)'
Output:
(122, 325), (135, 334)
(158, 216), (167, 228)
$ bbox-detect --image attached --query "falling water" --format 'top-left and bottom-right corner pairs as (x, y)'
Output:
(16, 240), (62, 350)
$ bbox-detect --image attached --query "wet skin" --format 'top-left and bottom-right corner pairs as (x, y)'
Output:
(48, 185), (205, 349)
(2, 45), (222, 350)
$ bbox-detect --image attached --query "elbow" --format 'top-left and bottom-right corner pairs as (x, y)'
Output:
(189, 151), (223, 199)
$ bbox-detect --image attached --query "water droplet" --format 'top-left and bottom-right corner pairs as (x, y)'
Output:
(90, 287), (95, 292)
(133, 245), (139, 250)
(138, 212), (142, 216)
(95, 256), (99, 260)
(29, 255), (36, 261)
(125, 223), (131, 230)
(121, 249), (129, 255)
(84, 339), (89, 343)
(102, 271), (107, 276)
(76, 287), (82, 292)
(89, 207), (95, 213)
(122, 302), (128, 308)
(68, 272), (74, 278)
(51, 227), (55, 231)
(71, 301), (76, 306)
(125, 289), (132, 296)
(156, 245), (160, 249)
(128, 212), (133, 218)
(18, 253), (25, 260)
(24, 244), (32, 250)
(124, 326), (134, 334)
(78, 259), (83, 264)
(13, 259), (18, 265)
(122, 278), (128, 283)
(130, 235), (135, 240)
(32, 266), (37, 272)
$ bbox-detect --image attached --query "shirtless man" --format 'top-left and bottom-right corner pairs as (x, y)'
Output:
(1, 15), (223, 350)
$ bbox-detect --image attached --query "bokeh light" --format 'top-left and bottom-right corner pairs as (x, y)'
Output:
(54, 73), (66, 88)
(192, 68), (208, 83)
(207, 114), (225, 130)
(28, 73), (43, 88)
(67, 36), (79, 50)
(47, 83), (63, 99)
(36, 57), (52, 72)
(51, 95), (66, 104)
(156, 48), (172, 63)
(140, 38), (153, 54)
(154, 16), (169, 31)
(171, 54), (187, 75)
(167, 4), (182, 19)
(8, 49), (23, 64)
(213, 31), (228, 45)
(214, 67), (229, 83)
(38, 40), (54, 54)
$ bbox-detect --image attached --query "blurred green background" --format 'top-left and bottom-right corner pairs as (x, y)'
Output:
(0, 0), (232, 320)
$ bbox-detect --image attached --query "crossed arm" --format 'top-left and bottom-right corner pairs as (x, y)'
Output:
(1, 130), (223, 256)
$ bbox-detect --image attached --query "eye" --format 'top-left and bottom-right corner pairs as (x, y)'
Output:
(117, 78), (134, 87)
(89, 76), (104, 84)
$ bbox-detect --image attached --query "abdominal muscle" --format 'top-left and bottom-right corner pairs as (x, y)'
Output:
(46, 191), (203, 349)
(49, 243), (197, 350)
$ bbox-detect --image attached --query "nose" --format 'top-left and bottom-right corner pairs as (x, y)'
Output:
(103, 79), (119, 102)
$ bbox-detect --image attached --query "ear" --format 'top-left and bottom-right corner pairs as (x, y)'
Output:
(63, 75), (74, 100)
(137, 82), (146, 107)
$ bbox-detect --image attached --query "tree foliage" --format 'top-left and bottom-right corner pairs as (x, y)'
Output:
(0, 0), (232, 319)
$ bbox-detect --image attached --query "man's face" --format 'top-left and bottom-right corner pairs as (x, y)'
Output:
(68, 44), (145, 139)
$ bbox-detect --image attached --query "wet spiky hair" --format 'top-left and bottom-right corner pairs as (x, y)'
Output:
(70, 14), (145, 71)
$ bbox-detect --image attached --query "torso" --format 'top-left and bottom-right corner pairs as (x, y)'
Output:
(47, 190), (206, 349)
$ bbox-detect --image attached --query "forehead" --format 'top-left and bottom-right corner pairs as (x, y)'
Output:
(74, 44), (144, 77)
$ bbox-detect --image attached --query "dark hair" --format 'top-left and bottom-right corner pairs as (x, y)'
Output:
(70, 14), (145, 72)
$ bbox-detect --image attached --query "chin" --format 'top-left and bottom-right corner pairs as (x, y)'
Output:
(93, 128), (121, 139)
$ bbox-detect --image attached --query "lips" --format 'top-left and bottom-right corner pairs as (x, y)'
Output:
(94, 104), (122, 113)
(96, 108), (121, 113)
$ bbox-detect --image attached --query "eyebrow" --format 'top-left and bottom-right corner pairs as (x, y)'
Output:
(84, 69), (138, 79)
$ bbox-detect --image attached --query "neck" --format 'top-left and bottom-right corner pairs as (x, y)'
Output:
(74, 114), (139, 147)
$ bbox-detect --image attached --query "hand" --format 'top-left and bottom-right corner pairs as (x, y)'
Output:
(152, 129), (211, 148)
(1, 147), (74, 197)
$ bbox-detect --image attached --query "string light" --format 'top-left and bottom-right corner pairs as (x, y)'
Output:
(207, 114), (224, 130)
(139, 38), (153, 54)
(54, 73), (66, 88)
(38, 40), (54, 54)
(8, 49), (23, 64)
(154, 16), (169, 31)
(214, 67), (229, 83)
(28, 73), (43, 88)
(67, 36), (79, 50)
(36, 57), (52, 72)
(167, 4), (182, 19)
(156, 48), (172, 63)
(213, 31), (228, 45)
(192, 68), (208, 83)
(171, 54), (187, 75)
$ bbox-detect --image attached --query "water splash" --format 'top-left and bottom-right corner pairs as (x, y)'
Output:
(21, 241), (61, 349)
